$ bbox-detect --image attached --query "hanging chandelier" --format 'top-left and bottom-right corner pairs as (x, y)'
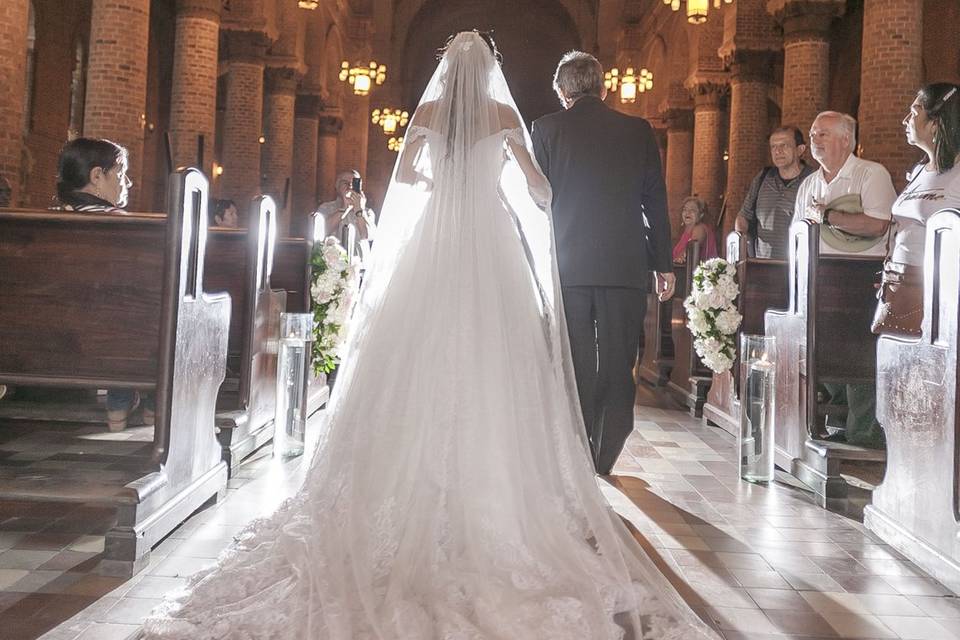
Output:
(297, 0), (319, 8)
(663, 0), (733, 24)
(339, 61), (387, 96)
(388, 136), (404, 152)
(371, 108), (409, 135)
(604, 67), (653, 104)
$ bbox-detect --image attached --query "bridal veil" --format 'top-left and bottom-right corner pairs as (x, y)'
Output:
(142, 31), (718, 640)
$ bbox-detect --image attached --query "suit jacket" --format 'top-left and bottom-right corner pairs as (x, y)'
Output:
(531, 96), (670, 289)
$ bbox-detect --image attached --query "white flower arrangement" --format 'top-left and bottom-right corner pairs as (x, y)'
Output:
(683, 258), (742, 374)
(309, 236), (361, 375)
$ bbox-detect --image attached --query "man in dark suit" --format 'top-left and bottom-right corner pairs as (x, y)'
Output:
(531, 51), (674, 475)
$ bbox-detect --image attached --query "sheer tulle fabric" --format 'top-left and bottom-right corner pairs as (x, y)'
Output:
(141, 32), (718, 639)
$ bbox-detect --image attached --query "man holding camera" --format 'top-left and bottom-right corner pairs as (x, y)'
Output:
(314, 169), (377, 262)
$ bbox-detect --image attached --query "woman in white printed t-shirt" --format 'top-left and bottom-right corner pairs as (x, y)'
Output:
(874, 83), (960, 338)
(892, 83), (960, 267)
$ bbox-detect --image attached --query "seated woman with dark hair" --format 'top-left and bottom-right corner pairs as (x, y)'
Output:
(56, 137), (132, 213)
(672, 196), (718, 264)
(210, 199), (239, 228)
(55, 137), (152, 432)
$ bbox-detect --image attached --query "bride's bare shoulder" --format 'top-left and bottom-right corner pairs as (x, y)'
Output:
(496, 102), (521, 129)
(412, 101), (439, 125)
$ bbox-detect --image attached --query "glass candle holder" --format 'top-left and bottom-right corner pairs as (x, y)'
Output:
(739, 334), (776, 483)
(275, 313), (314, 458)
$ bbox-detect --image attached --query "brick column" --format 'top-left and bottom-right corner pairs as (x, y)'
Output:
(169, 0), (220, 175)
(662, 106), (695, 239)
(337, 94), (370, 180)
(0, 0), (29, 206)
(84, 0), (151, 209)
(771, 0), (842, 136)
(724, 51), (776, 237)
(859, 0), (923, 189)
(690, 82), (729, 227)
(262, 67), (298, 234)
(317, 113), (343, 205)
(221, 31), (267, 220)
(291, 94), (321, 238)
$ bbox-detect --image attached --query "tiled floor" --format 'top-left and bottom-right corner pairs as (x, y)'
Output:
(0, 393), (953, 639)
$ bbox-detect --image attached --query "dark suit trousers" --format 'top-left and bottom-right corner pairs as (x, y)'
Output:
(562, 286), (645, 474)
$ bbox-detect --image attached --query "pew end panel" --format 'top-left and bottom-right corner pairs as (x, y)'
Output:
(206, 196), (286, 473)
(766, 221), (885, 511)
(865, 207), (960, 595)
(273, 233), (330, 415)
(0, 169), (230, 577)
(101, 169), (230, 576)
(704, 232), (788, 437)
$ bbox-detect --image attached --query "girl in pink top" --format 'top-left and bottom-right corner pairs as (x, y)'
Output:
(672, 196), (718, 263)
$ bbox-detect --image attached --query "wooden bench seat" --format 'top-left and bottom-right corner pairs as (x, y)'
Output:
(0, 169), (230, 576)
(205, 197), (285, 473)
(865, 207), (960, 595)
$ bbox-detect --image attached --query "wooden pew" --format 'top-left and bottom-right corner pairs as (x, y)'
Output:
(204, 196), (286, 473)
(637, 276), (674, 387)
(865, 207), (960, 594)
(666, 241), (713, 416)
(764, 220), (884, 509)
(0, 169), (230, 576)
(703, 232), (788, 436)
(272, 227), (330, 415)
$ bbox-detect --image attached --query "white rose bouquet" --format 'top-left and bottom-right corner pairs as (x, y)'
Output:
(683, 258), (742, 374)
(309, 236), (360, 375)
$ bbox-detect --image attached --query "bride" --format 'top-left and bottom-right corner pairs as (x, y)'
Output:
(141, 31), (718, 639)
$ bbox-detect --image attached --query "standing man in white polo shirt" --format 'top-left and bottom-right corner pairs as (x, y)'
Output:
(794, 110), (897, 448)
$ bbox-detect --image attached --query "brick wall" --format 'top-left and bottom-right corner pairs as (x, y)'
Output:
(83, 0), (151, 209)
(775, 1), (841, 137)
(21, 0), (89, 208)
(221, 60), (264, 219)
(317, 114), (342, 207)
(262, 68), (297, 234)
(291, 94), (320, 237)
(168, 0), (221, 176)
(782, 37), (830, 135)
(859, 0), (924, 189)
(337, 94), (370, 182)
(691, 85), (729, 228)
(0, 0), (30, 205)
(663, 108), (694, 239)
(725, 79), (771, 234)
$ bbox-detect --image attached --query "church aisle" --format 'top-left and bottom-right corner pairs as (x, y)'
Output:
(0, 407), (951, 640)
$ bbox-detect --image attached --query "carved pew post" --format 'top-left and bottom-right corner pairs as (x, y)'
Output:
(637, 272), (675, 387)
(703, 231), (788, 436)
(866, 207), (960, 594)
(665, 241), (713, 416)
(272, 222), (329, 415)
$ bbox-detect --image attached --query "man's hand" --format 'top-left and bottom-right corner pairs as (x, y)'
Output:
(656, 272), (676, 302)
(344, 189), (367, 212)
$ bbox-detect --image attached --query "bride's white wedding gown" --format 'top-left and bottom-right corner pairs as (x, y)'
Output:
(142, 32), (717, 640)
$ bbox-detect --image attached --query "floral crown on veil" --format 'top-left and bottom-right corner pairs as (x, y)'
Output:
(435, 29), (503, 64)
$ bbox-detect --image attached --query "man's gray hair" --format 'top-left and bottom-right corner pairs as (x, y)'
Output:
(553, 51), (604, 103)
(817, 111), (858, 153)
